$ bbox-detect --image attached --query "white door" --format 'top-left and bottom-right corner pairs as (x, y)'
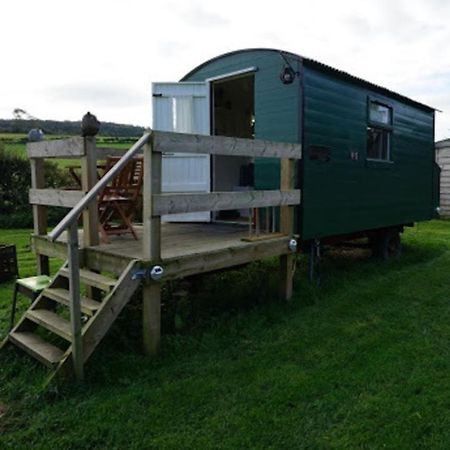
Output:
(152, 82), (211, 222)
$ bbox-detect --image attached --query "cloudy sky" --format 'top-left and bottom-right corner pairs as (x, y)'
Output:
(2, 0), (450, 139)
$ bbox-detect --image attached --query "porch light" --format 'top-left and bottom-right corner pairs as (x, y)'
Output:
(280, 67), (296, 84)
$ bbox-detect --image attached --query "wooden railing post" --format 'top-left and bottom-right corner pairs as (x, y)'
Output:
(68, 221), (83, 380)
(142, 132), (162, 355)
(80, 136), (99, 247)
(30, 158), (49, 275)
(279, 158), (296, 300)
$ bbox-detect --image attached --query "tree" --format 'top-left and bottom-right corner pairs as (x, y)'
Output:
(12, 108), (37, 120)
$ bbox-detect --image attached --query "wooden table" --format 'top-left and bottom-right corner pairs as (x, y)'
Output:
(66, 164), (106, 187)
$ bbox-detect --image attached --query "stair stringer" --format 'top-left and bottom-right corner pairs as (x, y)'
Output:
(47, 259), (141, 384)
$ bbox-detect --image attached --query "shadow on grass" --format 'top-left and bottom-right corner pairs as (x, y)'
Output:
(87, 232), (449, 347)
(1, 231), (448, 402)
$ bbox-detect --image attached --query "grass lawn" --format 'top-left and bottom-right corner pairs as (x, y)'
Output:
(1, 221), (450, 448)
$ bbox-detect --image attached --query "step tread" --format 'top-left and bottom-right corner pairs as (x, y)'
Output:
(60, 268), (116, 291)
(44, 288), (101, 315)
(26, 309), (71, 341)
(9, 331), (64, 367)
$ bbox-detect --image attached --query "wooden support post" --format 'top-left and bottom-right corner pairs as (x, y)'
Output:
(68, 221), (84, 380)
(80, 136), (99, 248)
(30, 158), (49, 275)
(142, 133), (162, 355)
(80, 137), (99, 300)
(279, 158), (296, 300)
(142, 282), (161, 355)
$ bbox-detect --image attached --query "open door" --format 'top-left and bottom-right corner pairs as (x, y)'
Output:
(152, 82), (211, 222)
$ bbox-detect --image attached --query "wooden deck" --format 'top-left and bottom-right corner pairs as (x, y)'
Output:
(19, 131), (301, 377)
(87, 222), (253, 260)
(33, 222), (292, 280)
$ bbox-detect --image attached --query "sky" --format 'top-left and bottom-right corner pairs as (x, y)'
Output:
(2, 0), (450, 140)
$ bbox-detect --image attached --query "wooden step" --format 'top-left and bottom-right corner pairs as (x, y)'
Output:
(9, 331), (64, 368)
(26, 309), (72, 341)
(60, 268), (116, 291)
(44, 288), (101, 316)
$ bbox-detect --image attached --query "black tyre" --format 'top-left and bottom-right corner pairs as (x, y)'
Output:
(370, 229), (401, 260)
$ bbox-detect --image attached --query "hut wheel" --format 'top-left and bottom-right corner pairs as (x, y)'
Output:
(370, 229), (401, 260)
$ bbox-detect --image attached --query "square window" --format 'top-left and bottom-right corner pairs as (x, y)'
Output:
(369, 102), (392, 125)
(367, 126), (390, 160)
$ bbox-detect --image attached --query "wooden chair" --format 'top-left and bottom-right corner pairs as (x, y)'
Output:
(98, 156), (144, 243)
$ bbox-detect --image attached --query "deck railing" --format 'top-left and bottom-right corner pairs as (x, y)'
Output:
(27, 130), (302, 378)
(142, 131), (302, 259)
(27, 133), (151, 379)
(141, 132), (302, 354)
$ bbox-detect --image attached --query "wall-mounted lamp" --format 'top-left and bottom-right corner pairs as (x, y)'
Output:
(278, 51), (300, 85)
(280, 67), (296, 84)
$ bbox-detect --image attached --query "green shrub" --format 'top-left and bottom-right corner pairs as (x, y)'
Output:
(0, 145), (70, 228)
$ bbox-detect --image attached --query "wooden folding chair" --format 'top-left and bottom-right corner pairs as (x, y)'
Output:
(98, 156), (144, 243)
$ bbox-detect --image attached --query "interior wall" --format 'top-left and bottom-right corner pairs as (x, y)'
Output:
(212, 75), (254, 194)
(213, 75), (254, 138)
(213, 155), (250, 191)
(212, 74), (255, 219)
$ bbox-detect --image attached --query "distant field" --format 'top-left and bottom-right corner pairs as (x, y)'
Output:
(0, 133), (28, 141)
(0, 132), (138, 168)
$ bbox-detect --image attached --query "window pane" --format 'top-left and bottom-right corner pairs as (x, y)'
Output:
(367, 127), (390, 160)
(369, 102), (391, 125)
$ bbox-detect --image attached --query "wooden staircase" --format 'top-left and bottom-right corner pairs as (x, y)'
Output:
(4, 258), (140, 381)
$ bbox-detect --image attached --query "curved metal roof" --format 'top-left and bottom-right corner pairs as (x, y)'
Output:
(181, 48), (434, 112)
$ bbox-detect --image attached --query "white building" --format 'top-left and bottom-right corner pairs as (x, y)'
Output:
(436, 139), (450, 216)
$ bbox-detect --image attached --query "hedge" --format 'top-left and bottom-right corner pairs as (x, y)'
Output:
(0, 145), (70, 228)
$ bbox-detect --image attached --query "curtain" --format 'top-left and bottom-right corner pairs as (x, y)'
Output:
(173, 97), (195, 133)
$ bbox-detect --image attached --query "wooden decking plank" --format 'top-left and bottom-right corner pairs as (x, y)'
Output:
(162, 232), (252, 257)
(44, 288), (101, 316)
(90, 223), (278, 262)
(33, 222), (290, 279)
(84, 248), (131, 276)
(26, 310), (72, 341)
(161, 236), (291, 280)
(60, 268), (116, 291)
(9, 332), (64, 367)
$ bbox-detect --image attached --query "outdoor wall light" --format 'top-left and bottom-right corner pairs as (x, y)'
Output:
(280, 67), (296, 84)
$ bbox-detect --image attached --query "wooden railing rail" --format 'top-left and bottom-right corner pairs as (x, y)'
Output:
(152, 189), (301, 216)
(27, 137), (86, 159)
(152, 131), (302, 159)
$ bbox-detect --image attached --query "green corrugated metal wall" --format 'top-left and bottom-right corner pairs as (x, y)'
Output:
(302, 62), (435, 239)
(182, 49), (301, 190)
(182, 49), (436, 241)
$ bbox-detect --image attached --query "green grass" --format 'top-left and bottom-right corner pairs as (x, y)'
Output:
(2, 221), (450, 448)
